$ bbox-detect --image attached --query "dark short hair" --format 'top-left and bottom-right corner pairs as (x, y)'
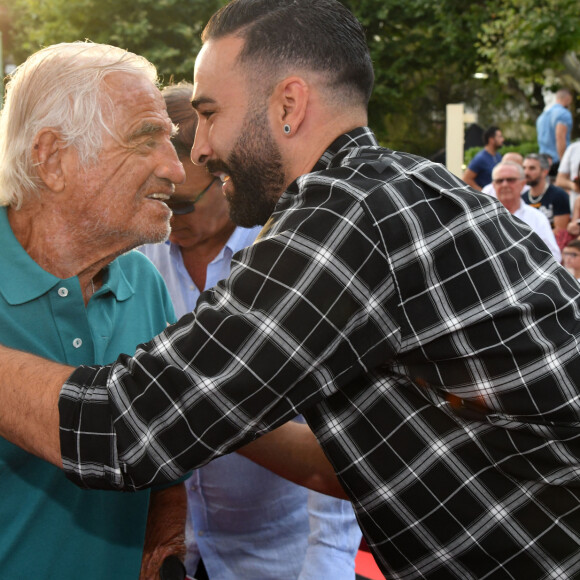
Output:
(202, 0), (374, 106)
(565, 239), (580, 252)
(525, 153), (550, 171)
(483, 126), (500, 145)
(162, 82), (197, 158)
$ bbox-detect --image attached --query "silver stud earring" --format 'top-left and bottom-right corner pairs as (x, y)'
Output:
(283, 124), (291, 135)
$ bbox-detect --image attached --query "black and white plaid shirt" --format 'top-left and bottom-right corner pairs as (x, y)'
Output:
(60, 128), (580, 578)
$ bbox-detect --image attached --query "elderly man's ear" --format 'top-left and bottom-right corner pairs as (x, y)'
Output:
(33, 129), (67, 192)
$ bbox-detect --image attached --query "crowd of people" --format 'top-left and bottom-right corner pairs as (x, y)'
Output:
(1, 1), (580, 580)
(469, 91), (580, 282)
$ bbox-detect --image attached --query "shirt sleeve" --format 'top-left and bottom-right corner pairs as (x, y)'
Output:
(297, 492), (362, 580)
(58, 194), (400, 491)
(552, 189), (571, 215)
(467, 152), (484, 173)
(554, 108), (573, 130)
(559, 145), (573, 175)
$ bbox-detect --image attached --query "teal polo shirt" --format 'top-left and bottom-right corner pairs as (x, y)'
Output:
(0, 207), (175, 578)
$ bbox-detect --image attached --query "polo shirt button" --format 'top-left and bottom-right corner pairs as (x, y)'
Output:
(72, 338), (83, 348)
(58, 287), (69, 297)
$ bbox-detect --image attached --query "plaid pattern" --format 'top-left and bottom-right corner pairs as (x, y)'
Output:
(60, 128), (580, 578)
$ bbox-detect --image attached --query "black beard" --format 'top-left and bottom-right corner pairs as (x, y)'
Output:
(526, 177), (540, 187)
(208, 109), (285, 228)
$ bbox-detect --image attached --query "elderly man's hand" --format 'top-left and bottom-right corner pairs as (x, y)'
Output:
(139, 483), (187, 580)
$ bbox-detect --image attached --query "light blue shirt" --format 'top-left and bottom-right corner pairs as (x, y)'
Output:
(141, 227), (362, 580)
(537, 102), (573, 163)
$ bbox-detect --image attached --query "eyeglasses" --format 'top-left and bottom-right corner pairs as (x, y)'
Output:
(166, 177), (219, 215)
(492, 177), (520, 185)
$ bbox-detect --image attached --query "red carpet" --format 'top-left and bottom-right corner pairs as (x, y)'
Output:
(355, 549), (386, 580)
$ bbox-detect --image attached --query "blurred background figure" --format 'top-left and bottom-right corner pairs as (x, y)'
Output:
(462, 125), (504, 191)
(492, 161), (561, 261)
(555, 139), (580, 212)
(522, 153), (570, 245)
(140, 82), (362, 580)
(536, 89), (573, 178)
(562, 239), (580, 281)
(565, 193), (580, 243)
(481, 151), (529, 197)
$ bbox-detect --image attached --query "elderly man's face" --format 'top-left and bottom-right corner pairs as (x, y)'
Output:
(68, 73), (185, 249)
(493, 165), (525, 212)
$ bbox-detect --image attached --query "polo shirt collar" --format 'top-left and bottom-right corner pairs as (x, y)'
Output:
(0, 207), (60, 305)
(100, 257), (134, 303)
(0, 207), (133, 304)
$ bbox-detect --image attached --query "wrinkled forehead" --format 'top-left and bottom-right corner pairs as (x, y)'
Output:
(495, 166), (521, 179)
(101, 72), (171, 137)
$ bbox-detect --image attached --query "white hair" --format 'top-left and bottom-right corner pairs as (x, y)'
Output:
(0, 41), (158, 207)
(492, 160), (525, 180)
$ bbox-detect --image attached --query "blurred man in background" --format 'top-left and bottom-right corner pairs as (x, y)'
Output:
(537, 88), (573, 176)
(462, 125), (504, 190)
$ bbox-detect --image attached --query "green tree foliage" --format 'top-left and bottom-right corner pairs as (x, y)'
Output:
(479, 0), (580, 84)
(6, 0), (580, 156)
(478, 0), (580, 115)
(9, 0), (226, 81)
(342, 0), (498, 154)
(7, 0), (495, 155)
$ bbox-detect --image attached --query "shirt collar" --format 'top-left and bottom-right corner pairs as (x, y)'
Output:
(99, 257), (134, 302)
(311, 127), (379, 173)
(223, 226), (261, 255)
(167, 225), (261, 263)
(0, 207), (61, 305)
(0, 207), (132, 304)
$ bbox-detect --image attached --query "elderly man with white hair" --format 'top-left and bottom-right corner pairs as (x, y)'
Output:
(0, 42), (186, 579)
(481, 151), (530, 197)
(492, 161), (561, 261)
